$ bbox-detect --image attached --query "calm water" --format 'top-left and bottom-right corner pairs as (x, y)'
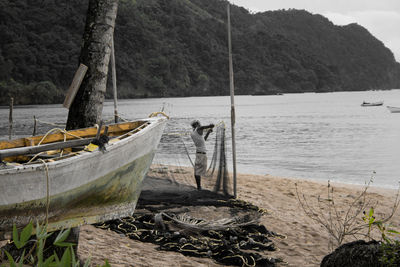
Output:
(1, 90), (400, 188)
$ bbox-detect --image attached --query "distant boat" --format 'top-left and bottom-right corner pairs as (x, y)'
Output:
(361, 101), (383, 107)
(0, 116), (167, 237)
(387, 106), (400, 113)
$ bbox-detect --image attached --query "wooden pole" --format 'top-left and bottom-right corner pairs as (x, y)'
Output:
(95, 120), (104, 140)
(33, 116), (37, 136)
(227, 4), (237, 198)
(63, 63), (88, 109)
(8, 97), (13, 140)
(111, 37), (118, 123)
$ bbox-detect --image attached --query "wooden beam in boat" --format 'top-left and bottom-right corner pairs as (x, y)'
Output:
(0, 138), (93, 160)
(0, 121), (145, 150)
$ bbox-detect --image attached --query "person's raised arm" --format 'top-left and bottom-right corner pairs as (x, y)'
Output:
(199, 124), (214, 131)
(204, 126), (214, 141)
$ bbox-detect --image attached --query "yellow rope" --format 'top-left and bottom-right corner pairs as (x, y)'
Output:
(148, 111), (170, 119)
(26, 152), (45, 164)
(37, 128), (83, 146)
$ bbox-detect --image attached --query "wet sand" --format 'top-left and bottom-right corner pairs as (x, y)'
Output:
(78, 166), (400, 266)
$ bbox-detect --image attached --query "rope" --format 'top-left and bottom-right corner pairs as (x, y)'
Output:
(102, 113), (131, 123)
(24, 127), (84, 163)
(117, 114), (130, 122)
(27, 152), (46, 164)
(179, 136), (194, 167)
(37, 128), (83, 146)
(166, 122), (225, 137)
(149, 111), (170, 119)
(35, 119), (65, 128)
(38, 159), (50, 225)
(117, 112), (130, 122)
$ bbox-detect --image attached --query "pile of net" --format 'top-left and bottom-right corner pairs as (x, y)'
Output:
(96, 188), (283, 266)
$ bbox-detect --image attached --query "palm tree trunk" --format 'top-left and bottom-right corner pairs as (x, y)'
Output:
(66, 0), (118, 130)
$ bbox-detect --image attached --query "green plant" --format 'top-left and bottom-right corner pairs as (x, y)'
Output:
(0, 222), (101, 267)
(362, 206), (400, 266)
(363, 207), (400, 243)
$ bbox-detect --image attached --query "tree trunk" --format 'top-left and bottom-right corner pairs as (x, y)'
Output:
(66, 0), (118, 130)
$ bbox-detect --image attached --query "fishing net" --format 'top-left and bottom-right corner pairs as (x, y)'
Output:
(96, 198), (280, 266)
(149, 122), (233, 196)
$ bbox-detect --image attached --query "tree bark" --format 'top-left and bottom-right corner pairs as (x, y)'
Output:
(66, 0), (118, 130)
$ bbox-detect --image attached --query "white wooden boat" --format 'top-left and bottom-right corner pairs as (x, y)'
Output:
(361, 101), (383, 107)
(0, 116), (167, 238)
(387, 106), (400, 113)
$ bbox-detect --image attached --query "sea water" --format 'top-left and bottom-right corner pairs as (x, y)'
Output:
(1, 90), (400, 188)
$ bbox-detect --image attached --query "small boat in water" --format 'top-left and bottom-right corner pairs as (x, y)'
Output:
(0, 116), (167, 238)
(361, 101), (383, 107)
(387, 106), (400, 113)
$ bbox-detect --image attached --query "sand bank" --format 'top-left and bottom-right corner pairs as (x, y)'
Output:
(77, 168), (400, 266)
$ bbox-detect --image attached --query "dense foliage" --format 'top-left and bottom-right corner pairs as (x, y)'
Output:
(1, 0), (399, 104)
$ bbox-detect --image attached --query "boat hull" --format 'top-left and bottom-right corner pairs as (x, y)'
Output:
(387, 106), (400, 113)
(361, 101), (383, 107)
(0, 117), (166, 236)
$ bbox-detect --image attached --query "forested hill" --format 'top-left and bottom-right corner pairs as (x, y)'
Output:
(1, 0), (400, 105)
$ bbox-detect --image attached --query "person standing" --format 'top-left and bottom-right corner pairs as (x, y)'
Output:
(190, 120), (214, 190)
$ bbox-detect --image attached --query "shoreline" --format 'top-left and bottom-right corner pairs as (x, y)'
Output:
(239, 168), (400, 192)
(74, 166), (400, 266)
(262, 173), (399, 194)
(153, 160), (400, 191)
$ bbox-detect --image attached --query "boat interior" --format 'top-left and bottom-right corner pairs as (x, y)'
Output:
(0, 121), (149, 166)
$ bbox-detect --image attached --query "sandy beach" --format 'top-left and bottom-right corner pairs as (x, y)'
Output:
(77, 167), (400, 266)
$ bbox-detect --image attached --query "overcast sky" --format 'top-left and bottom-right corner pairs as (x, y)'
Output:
(230, 0), (400, 62)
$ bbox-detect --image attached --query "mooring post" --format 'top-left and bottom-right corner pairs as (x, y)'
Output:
(8, 97), (13, 140)
(33, 115), (37, 136)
